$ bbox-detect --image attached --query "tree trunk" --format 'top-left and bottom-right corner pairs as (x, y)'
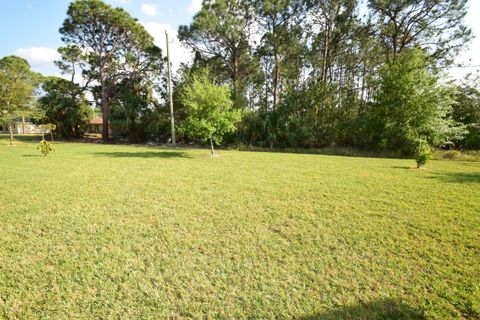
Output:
(210, 138), (215, 156)
(8, 123), (14, 146)
(129, 117), (135, 143)
(322, 25), (329, 83)
(100, 66), (109, 142)
(232, 56), (238, 106)
(101, 94), (109, 142)
(273, 52), (281, 110)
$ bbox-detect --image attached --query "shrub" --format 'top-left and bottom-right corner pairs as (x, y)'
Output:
(37, 139), (54, 156)
(415, 139), (431, 168)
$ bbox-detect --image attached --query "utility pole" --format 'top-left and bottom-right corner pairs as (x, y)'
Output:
(165, 31), (176, 147)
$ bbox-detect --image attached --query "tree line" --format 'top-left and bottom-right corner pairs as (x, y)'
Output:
(1, 0), (479, 154)
(178, 0), (479, 153)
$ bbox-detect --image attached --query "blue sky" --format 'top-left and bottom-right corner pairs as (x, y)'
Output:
(0, 0), (201, 75)
(0, 0), (479, 79)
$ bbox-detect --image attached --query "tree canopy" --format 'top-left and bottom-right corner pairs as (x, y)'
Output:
(369, 48), (465, 153)
(175, 0), (475, 154)
(59, 0), (162, 141)
(0, 56), (39, 145)
(38, 76), (93, 138)
(179, 69), (241, 155)
(3, 0), (478, 156)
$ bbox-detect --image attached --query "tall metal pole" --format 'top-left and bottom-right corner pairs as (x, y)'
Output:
(165, 31), (176, 147)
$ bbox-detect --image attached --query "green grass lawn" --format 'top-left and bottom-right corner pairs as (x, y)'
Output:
(1, 135), (479, 319)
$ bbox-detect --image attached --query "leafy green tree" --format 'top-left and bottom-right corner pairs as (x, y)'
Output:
(38, 76), (92, 138)
(141, 105), (172, 143)
(369, 48), (465, 154)
(278, 80), (337, 147)
(255, 0), (306, 109)
(306, 0), (373, 143)
(109, 78), (154, 142)
(179, 0), (258, 108)
(173, 0), (473, 152)
(59, 0), (162, 141)
(451, 79), (480, 149)
(368, 0), (472, 64)
(55, 45), (86, 84)
(307, 0), (358, 84)
(0, 56), (38, 145)
(179, 69), (241, 155)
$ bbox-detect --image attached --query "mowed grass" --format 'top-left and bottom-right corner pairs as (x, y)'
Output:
(0, 135), (479, 319)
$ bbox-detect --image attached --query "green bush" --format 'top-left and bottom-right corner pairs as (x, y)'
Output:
(37, 139), (54, 156)
(415, 139), (431, 168)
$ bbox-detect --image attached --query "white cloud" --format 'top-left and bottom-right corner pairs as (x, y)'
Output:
(143, 22), (192, 71)
(141, 3), (158, 17)
(14, 47), (60, 65)
(12, 47), (62, 78)
(116, 0), (129, 3)
(187, 0), (202, 14)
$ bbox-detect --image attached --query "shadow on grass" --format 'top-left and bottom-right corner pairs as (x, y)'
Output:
(296, 299), (425, 320)
(427, 172), (480, 184)
(21, 154), (42, 157)
(92, 151), (192, 159)
(391, 165), (415, 170)
(0, 134), (43, 143)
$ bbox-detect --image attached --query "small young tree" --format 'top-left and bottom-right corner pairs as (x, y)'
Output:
(37, 139), (55, 156)
(415, 138), (431, 168)
(180, 69), (241, 156)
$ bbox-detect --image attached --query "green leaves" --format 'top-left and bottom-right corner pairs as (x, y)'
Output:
(0, 56), (38, 131)
(451, 81), (480, 149)
(58, 0), (163, 140)
(368, 0), (472, 64)
(371, 48), (465, 154)
(37, 139), (55, 156)
(179, 69), (241, 149)
(179, 0), (258, 108)
(61, 0), (153, 49)
(38, 77), (92, 138)
(415, 139), (431, 168)
(60, 0), (159, 71)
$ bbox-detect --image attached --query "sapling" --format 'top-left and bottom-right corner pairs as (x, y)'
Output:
(179, 69), (241, 156)
(415, 139), (431, 168)
(37, 139), (55, 156)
